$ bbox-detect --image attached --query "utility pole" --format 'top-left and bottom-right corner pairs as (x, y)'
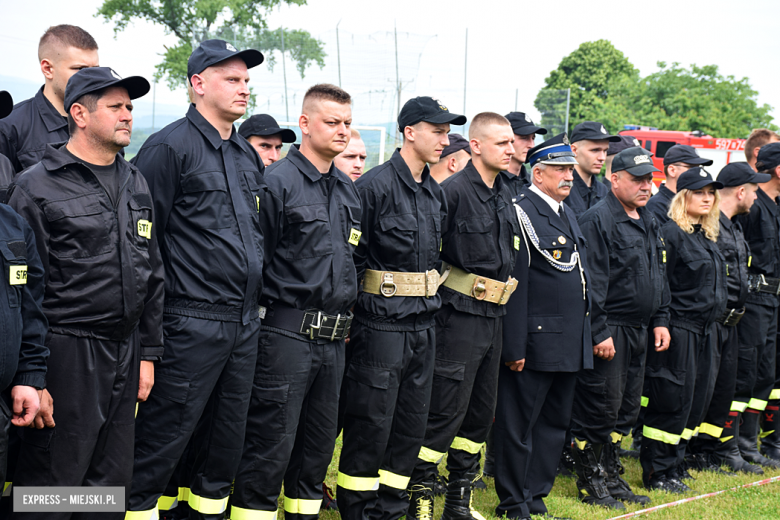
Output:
(463, 28), (468, 119)
(336, 20), (342, 87)
(564, 87), (571, 134)
(280, 27), (289, 121)
(394, 23), (401, 144)
(515, 88), (518, 112)
(152, 80), (156, 131)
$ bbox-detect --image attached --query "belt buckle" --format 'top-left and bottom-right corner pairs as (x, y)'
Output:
(381, 272), (397, 297)
(471, 277), (487, 300)
(498, 277), (517, 304)
(425, 270), (439, 298)
(308, 311), (323, 340)
(330, 314), (342, 342)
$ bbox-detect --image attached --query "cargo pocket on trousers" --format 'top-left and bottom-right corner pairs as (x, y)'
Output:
(430, 359), (466, 417)
(250, 383), (290, 438)
(343, 364), (391, 423)
(136, 374), (190, 441)
(645, 365), (685, 413)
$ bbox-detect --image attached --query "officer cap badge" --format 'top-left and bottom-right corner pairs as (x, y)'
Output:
(563, 134), (570, 145)
(558, 236), (567, 245)
(226, 43), (237, 52)
(700, 171), (707, 177)
(600, 125), (607, 134)
(553, 250), (562, 260)
(634, 155), (651, 165)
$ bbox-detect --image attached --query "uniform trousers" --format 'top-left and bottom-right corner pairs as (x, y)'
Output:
(409, 306), (502, 486)
(494, 367), (577, 519)
(128, 314), (260, 520)
(640, 323), (714, 477)
(696, 323), (738, 443)
(229, 328), (344, 520)
(572, 324), (648, 443)
(734, 302), (777, 413)
(337, 318), (435, 520)
(12, 330), (140, 520)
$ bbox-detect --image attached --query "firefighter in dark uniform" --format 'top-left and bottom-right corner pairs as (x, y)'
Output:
(645, 145), (712, 225)
(0, 90), (48, 490)
(336, 97), (464, 520)
(229, 84), (360, 520)
(406, 112), (520, 520)
(601, 135), (642, 191)
(734, 142), (780, 469)
(571, 147), (670, 508)
(493, 133), (592, 520)
(565, 121), (620, 219)
(126, 40), (266, 519)
(640, 169), (727, 494)
(430, 133), (471, 184)
(238, 113), (297, 167)
(688, 163), (768, 475)
(7, 67), (163, 519)
(0, 25), (99, 174)
(501, 112), (547, 196)
(0, 91), (14, 200)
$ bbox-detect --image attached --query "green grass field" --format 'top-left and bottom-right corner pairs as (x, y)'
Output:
(313, 436), (780, 520)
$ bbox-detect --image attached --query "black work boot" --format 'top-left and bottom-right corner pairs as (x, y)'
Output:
(556, 445), (576, 478)
(643, 472), (685, 494)
(602, 437), (650, 505)
(407, 482), (434, 520)
(760, 404), (780, 461)
(714, 410), (763, 474)
(739, 410), (780, 468)
(571, 440), (625, 510)
(440, 474), (486, 520)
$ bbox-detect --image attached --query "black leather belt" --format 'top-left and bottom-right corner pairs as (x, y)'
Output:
(748, 274), (780, 295)
(716, 307), (745, 327)
(260, 303), (352, 341)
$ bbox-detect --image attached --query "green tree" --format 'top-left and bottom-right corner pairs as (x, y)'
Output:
(96, 0), (326, 91)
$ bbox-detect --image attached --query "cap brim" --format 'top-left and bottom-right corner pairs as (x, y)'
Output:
(688, 157), (714, 166)
(539, 156), (579, 165)
(116, 76), (151, 101)
(682, 180), (724, 191)
(0, 90), (12, 119)
(235, 49), (265, 69)
(573, 132), (621, 143)
(621, 164), (660, 176)
(747, 172), (772, 184)
(425, 112), (467, 126)
(513, 125), (547, 136)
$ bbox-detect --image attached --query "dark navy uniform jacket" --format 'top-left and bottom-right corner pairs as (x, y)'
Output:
(578, 192), (670, 346)
(132, 105), (265, 325)
(646, 184), (675, 226)
(8, 143), (164, 359)
(503, 186), (593, 372)
(439, 161), (520, 318)
(0, 87), (68, 174)
(353, 150), (446, 323)
(499, 166), (530, 200)
(718, 213), (750, 310)
(565, 169), (609, 219)
(0, 154), (12, 202)
(0, 204), (48, 391)
(260, 145), (360, 317)
(661, 221), (728, 332)
(735, 187), (780, 308)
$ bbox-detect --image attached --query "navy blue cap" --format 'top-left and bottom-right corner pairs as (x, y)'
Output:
(570, 121), (621, 143)
(504, 112), (547, 136)
(0, 90), (12, 119)
(718, 162), (771, 186)
(398, 97), (466, 131)
(611, 147), (660, 176)
(442, 133), (470, 157)
(64, 67), (150, 113)
(677, 167), (723, 191)
(526, 133), (578, 166)
(756, 142), (780, 172)
(609, 135), (642, 156)
(663, 144), (713, 166)
(188, 39), (264, 80)
(238, 114), (296, 143)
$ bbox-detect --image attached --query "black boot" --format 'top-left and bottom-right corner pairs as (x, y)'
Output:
(739, 410), (780, 468)
(714, 410), (763, 474)
(602, 437), (650, 505)
(571, 440), (625, 510)
(440, 474), (486, 520)
(556, 444), (576, 478)
(407, 482), (434, 520)
(760, 404), (780, 461)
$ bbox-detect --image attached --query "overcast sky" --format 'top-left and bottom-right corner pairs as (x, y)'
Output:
(2, 0), (778, 132)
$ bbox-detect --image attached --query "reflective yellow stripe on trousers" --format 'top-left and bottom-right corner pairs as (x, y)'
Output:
(643, 425), (681, 445)
(188, 492), (229, 515)
(158, 487), (190, 511)
(284, 496), (322, 515)
(337, 472), (380, 491)
(731, 401), (748, 412)
(230, 505), (278, 520)
(451, 436), (483, 454)
(418, 446), (445, 464)
(771, 388), (780, 401)
(379, 469), (410, 490)
(748, 398), (768, 411)
(125, 507), (159, 520)
(699, 422), (723, 438)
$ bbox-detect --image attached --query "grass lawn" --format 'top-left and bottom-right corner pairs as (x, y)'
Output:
(313, 435), (780, 520)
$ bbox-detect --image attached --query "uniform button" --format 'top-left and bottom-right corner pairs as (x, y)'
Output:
(537, 325), (542, 330)
(586, 312), (589, 316)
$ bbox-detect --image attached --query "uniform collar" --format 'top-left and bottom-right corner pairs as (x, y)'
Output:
(658, 184), (675, 200)
(573, 169), (590, 191)
(719, 211), (735, 230)
(464, 160), (501, 203)
(500, 165), (528, 184)
(40, 142), (128, 173)
(287, 144), (349, 185)
(529, 183), (563, 214)
(604, 190), (650, 225)
(34, 86), (68, 133)
(186, 104), (241, 150)
(389, 149), (436, 195)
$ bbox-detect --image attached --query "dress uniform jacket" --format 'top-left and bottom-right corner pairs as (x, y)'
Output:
(646, 185), (675, 226)
(0, 87), (68, 173)
(565, 169), (609, 219)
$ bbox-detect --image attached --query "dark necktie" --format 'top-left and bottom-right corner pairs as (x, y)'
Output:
(558, 204), (572, 236)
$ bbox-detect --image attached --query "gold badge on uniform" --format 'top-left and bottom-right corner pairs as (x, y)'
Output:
(558, 236), (567, 245)
(348, 228), (362, 246)
(553, 250), (562, 260)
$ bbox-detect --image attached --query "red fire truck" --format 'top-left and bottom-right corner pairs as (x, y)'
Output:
(619, 126), (746, 185)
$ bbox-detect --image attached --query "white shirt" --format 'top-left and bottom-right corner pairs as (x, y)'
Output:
(530, 183), (565, 215)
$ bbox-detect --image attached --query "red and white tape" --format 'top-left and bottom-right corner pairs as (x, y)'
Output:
(606, 475), (780, 520)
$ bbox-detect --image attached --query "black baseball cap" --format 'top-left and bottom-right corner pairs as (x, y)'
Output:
(187, 39), (265, 80)
(663, 144), (713, 166)
(238, 114), (296, 143)
(609, 135), (643, 156)
(442, 133), (470, 157)
(718, 162), (771, 186)
(504, 112), (547, 136)
(570, 121), (621, 143)
(398, 97), (466, 132)
(611, 147), (660, 177)
(756, 142), (780, 172)
(677, 167), (723, 191)
(64, 67), (150, 113)
(0, 90), (12, 119)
